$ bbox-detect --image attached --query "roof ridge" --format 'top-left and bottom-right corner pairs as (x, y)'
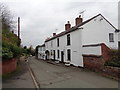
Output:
(45, 13), (117, 42)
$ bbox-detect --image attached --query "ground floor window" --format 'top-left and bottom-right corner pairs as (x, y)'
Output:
(51, 50), (52, 56)
(67, 49), (71, 61)
(53, 50), (56, 60)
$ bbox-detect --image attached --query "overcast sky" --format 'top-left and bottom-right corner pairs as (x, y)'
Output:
(2, 0), (119, 48)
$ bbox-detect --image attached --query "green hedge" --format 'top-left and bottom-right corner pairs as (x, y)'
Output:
(2, 47), (13, 60)
(104, 49), (120, 67)
(2, 42), (22, 60)
(105, 60), (120, 67)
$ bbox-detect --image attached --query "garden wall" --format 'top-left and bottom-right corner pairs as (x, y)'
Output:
(83, 43), (119, 80)
(0, 58), (17, 74)
(83, 43), (110, 70)
(102, 66), (120, 79)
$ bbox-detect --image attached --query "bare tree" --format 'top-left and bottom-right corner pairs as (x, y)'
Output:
(0, 3), (16, 31)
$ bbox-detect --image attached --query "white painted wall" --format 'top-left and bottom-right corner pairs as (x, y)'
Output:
(38, 46), (45, 60)
(45, 29), (83, 67)
(81, 15), (118, 49)
(45, 14), (118, 67)
(118, 33), (120, 41)
(82, 46), (102, 55)
(118, 1), (120, 30)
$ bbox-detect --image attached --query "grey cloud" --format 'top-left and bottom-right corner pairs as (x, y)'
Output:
(5, 1), (118, 48)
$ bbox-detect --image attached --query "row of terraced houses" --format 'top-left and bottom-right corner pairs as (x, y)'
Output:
(38, 14), (120, 67)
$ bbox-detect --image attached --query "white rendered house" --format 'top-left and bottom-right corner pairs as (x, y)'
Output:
(118, 1), (120, 49)
(38, 44), (45, 60)
(42, 14), (119, 67)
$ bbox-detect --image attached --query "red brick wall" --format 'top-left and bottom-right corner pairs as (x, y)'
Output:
(102, 66), (120, 79)
(101, 43), (111, 63)
(83, 43), (110, 70)
(83, 56), (104, 71)
(83, 43), (119, 79)
(0, 58), (17, 74)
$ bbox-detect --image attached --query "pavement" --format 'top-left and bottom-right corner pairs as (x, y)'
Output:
(2, 57), (35, 88)
(29, 57), (119, 88)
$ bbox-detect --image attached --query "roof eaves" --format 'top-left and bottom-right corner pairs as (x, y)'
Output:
(99, 14), (117, 30)
(45, 27), (80, 42)
(45, 13), (117, 42)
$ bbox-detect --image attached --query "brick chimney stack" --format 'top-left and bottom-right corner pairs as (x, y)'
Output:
(75, 15), (83, 26)
(65, 21), (71, 31)
(53, 33), (56, 36)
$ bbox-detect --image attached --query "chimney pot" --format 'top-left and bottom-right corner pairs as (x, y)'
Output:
(65, 21), (71, 31)
(53, 33), (56, 36)
(79, 15), (81, 18)
(75, 16), (83, 26)
(67, 21), (70, 24)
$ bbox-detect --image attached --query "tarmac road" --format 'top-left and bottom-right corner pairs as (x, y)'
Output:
(29, 57), (119, 88)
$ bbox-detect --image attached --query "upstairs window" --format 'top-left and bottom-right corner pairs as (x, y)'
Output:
(40, 47), (42, 51)
(67, 34), (70, 45)
(57, 38), (59, 47)
(43, 47), (45, 51)
(109, 33), (114, 42)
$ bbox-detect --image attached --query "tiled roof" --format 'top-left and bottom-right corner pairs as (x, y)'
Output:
(45, 14), (117, 42)
(39, 44), (45, 47)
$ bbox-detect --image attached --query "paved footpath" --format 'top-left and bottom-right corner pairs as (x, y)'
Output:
(29, 57), (119, 88)
(2, 57), (35, 88)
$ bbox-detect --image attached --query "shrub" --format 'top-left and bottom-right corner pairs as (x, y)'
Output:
(104, 49), (120, 67)
(105, 61), (120, 67)
(109, 49), (120, 61)
(9, 44), (22, 57)
(2, 42), (22, 60)
(2, 47), (13, 60)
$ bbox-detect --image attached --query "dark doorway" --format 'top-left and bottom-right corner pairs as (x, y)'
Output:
(53, 50), (55, 60)
(118, 42), (120, 50)
(45, 50), (49, 60)
(61, 51), (64, 63)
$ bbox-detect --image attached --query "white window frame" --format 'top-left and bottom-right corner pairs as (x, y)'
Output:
(109, 33), (114, 42)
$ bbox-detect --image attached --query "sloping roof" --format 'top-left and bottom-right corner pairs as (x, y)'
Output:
(39, 44), (45, 47)
(45, 14), (117, 42)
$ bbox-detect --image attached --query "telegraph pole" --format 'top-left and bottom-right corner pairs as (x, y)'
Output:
(18, 17), (20, 46)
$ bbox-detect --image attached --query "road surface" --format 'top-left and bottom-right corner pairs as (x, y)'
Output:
(29, 57), (119, 88)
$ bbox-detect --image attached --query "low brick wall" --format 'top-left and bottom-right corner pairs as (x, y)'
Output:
(101, 43), (111, 63)
(83, 56), (120, 79)
(102, 66), (120, 79)
(83, 43), (110, 71)
(83, 56), (104, 71)
(0, 58), (17, 74)
(83, 43), (119, 79)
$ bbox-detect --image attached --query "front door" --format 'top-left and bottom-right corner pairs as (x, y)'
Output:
(118, 42), (120, 50)
(61, 51), (64, 63)
(53, 50), (55, 60)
